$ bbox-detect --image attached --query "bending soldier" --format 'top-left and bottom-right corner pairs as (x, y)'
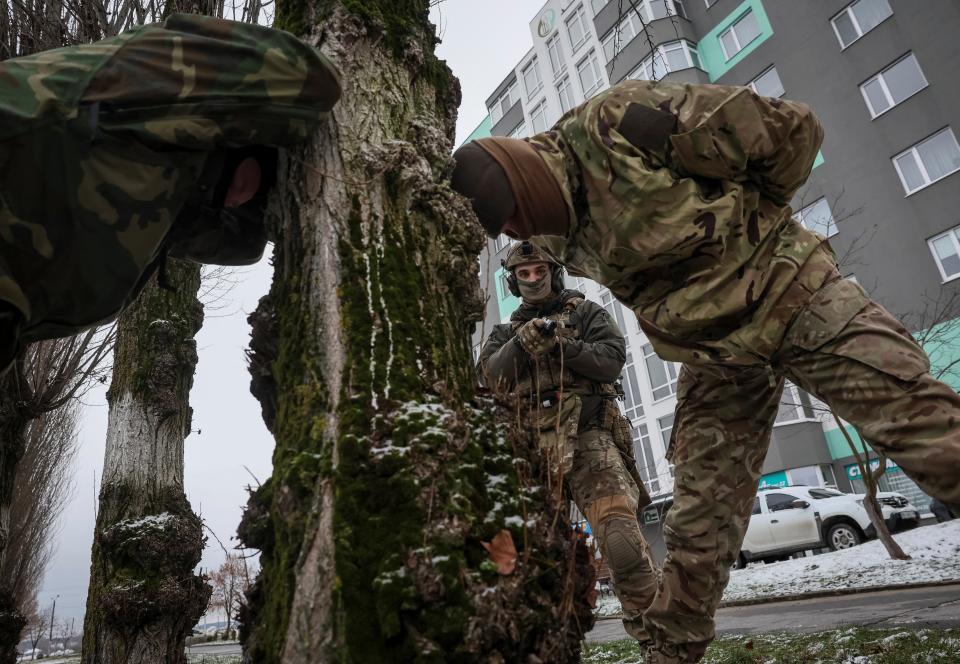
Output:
(454, 79), (960, 663)
(478, 240), (658, 643)
(0, 13), (342, 371)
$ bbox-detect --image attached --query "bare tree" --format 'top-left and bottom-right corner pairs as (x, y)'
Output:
(0, 330), (114, 663)
(22, 600), (46, 660)
(0, 401), (79, 624)
(207, 553), (250, 638)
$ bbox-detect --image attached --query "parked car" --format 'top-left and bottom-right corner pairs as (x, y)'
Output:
(733, 485), (921, 568)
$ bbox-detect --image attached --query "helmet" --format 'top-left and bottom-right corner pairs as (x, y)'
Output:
(501, 241), (564, 297)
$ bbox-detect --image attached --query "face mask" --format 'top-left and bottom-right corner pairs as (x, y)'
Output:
(517, 270), (553, 303)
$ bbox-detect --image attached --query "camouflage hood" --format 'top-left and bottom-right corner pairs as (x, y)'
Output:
(0, 13), (340, 349)
(0, 13), (340, 146)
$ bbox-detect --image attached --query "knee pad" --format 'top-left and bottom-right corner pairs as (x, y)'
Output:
(598, 516), (646, 577)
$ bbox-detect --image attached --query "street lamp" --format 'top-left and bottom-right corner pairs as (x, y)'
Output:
(49, 595), (60, 642)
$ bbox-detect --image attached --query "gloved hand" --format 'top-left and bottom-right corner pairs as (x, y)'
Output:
(516, 318), (557, 357)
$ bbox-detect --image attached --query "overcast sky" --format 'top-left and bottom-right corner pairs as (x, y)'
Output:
(37, 0), (549, 630)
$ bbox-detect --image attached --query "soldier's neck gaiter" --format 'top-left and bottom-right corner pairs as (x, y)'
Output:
(519, 272), (553, 303)
(472, 137), (570, 239)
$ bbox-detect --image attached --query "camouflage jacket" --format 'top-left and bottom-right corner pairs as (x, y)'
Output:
(478, 289), (625, 428)
(0, 13), (339, 345)
(529, 80), (834, 366)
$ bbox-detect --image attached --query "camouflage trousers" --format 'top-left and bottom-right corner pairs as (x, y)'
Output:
(564, 415), (658, 641)
(643, 276), (960, 663)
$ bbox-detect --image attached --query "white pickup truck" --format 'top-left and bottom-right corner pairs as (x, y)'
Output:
(734, 485), (921, 568)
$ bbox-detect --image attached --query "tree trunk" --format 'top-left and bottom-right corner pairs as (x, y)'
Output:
(82, 261), (210, 664)
(238, 2), (595, 662)
(862, 494), (910, 560)
(0, 364), (31, 664)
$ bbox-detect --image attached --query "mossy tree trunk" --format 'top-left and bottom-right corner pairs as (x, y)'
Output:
(82, 262), (210, 664)
(239, 2), (595, 662)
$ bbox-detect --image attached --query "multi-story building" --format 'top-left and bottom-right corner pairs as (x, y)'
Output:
(466, 0), (960, 516)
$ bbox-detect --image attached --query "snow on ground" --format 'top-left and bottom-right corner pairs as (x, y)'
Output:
(595, 520), (960, 617)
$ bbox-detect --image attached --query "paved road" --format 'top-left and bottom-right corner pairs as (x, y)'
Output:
(185, 640), (242, 655)
(586, 584), (960, 643)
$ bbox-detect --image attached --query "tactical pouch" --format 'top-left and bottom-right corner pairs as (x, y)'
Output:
(606, 400), (652, 509)
(532, 394), (581, 485)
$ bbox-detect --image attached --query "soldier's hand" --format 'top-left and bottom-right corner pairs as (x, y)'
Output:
(516, 319), (558, 357)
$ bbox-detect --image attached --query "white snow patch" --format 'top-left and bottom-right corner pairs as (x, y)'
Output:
(595, 520), (960, 616)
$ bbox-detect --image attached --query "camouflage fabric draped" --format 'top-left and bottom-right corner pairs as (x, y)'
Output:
(0, 13), (340, 345)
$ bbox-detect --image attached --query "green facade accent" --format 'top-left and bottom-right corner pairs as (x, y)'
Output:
(812, 150), (824, 170)
(759, 470), (788, 489)
(697, 0), (774, 82)
(461, 114), (492, 147)
(824, 424), (869, 460)
(923, 317), (960, 392)
(495, 266), (520, 321)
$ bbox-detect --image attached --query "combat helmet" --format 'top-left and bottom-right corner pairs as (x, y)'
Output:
(501, 241), (564, 297)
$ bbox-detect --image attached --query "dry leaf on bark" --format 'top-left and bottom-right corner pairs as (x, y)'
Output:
(481, 529), (518, 575)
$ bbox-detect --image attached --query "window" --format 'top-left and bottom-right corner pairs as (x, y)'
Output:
(601, 16), (637, 63)
(765, 492), (798, 512)
(632, 423), (660, 495)
(893, 128), (960, 195)
(590, 0), (609, 15)
(644, 343), (678, 401)
(499, 271), (512, 297)
(751, 497), (761, 515)
(626, 0), (685, 22)
(776, 382), (817, 424)
(530, 100), (549, 134)
(620, 354), (645, 422)
(749, 66), (784, 98)
(789, 466), (820, 487)
(565, 4), (590, 53)
(809, 488), (844, 500)
(929, 226), (960, 282)
(508, 120), (527, 139)
(547, 33), (566, 77)
(718, 10), (761, 60)
(494, 235), (512, 253)
(657, 413), (675, 459)
(831, 0), (892, 49)
(794, 198), (837, 238)
(860, 53), (927, 118)
(488, 80), (519, 125)
(522, 58), (543, 99)
(557, 76), (576, 113)
(627, 40), (699, 81)
(599, 290), (628, 332)
(577, 49), (603, 96)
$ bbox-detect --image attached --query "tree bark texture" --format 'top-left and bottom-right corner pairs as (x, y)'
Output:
(239, 2), (595, 662)
(82, 261), (210, 664)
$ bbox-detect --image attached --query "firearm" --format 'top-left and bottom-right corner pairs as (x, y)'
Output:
(539, 319), (557, 337)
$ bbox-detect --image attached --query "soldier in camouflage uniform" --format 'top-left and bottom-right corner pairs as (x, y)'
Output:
(478, 241), (658, 642)
(453, 79), (960, 662)
(0, 13), (341, 371)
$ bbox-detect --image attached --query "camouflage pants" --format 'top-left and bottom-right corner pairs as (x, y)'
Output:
(644, 277), (960, 663)
(567, 425), (658, 641)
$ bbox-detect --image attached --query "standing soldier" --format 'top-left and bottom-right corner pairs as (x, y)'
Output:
(453, 79), (960, 662)
(0, 13), (342, 372)
(478, 240), (657, 643)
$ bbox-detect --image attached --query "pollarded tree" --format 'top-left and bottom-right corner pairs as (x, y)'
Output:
(238, 2), (595, 662)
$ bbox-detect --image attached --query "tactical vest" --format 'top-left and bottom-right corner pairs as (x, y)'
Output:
(511, 298), (618, 401)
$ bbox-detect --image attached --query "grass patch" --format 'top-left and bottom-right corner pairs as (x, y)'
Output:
(584, 627), (960, 663)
